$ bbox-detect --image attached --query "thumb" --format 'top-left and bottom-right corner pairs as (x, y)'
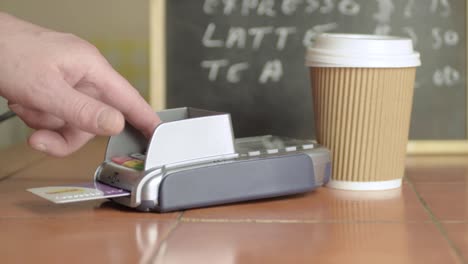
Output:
(86, 60), (160, 137)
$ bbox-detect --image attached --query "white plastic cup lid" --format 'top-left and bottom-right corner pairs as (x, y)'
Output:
(305, 33), (421, 68)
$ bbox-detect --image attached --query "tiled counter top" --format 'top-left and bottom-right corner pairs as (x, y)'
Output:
(0, 138), (466, 263)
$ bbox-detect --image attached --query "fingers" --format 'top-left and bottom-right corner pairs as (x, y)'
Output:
(28, 127), (95, 157)
(29, 77), (125, 136)
(8, 103), (65, 130)
(86, 61), (161, 138)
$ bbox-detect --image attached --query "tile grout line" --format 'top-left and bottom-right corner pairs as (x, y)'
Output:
(0, 215), (436, 224)
(180, 217), (432, 224)
(152, 210), (185, 260)
(406, 177), (467, 264)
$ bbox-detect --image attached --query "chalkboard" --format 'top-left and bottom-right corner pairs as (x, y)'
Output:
(162, 0), (467, 142)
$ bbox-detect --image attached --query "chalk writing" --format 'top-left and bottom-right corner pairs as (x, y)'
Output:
(203, 0), (361, 16)
(433, 66), (460, 87)
(199, 0), (464, 88)
(430, 0), (451, 17)
(404, 0), (415, 18)
(201, 59), (284, 83)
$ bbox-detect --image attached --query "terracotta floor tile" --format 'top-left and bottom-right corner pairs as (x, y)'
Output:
(0, 142), (45, 179)
(0, 218), (175, 264)
(412, 183), (468, 221)
(11, 137), (108, 180)
(406, 167), (468, 183)
(406, 156), (468, 169)
(444, 223), (468, 262)
(0, 179), (180, 220)
(158, 222), (460, 264)
(183, 184), (429, 222)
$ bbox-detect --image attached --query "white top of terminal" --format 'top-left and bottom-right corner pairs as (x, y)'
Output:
(145, 108), (236, 169)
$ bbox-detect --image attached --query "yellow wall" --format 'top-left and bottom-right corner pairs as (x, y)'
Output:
(0, 0), (150, 149)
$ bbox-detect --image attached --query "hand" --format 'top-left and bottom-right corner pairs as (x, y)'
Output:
(0, 13), (161, 157)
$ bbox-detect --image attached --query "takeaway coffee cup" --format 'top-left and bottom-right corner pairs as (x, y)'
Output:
(306, 34), (421, 190)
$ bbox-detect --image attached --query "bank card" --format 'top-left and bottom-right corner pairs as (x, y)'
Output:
(27, 182), (130, 204)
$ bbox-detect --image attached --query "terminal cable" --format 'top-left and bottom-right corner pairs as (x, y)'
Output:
(0, 110), (16, 123)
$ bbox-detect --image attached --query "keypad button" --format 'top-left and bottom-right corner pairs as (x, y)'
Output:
(266, 149), (279, 154)
(302, 144), (314, 150)
(285, 146), (297, 152)
(130, 153), (146, 161)
(248, 151), (261, 156)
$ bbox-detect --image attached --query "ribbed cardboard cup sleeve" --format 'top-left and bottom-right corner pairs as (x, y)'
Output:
(310, 67), (417, 188)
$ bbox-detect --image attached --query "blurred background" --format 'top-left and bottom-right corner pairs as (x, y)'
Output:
(0, 0), (150, 149)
